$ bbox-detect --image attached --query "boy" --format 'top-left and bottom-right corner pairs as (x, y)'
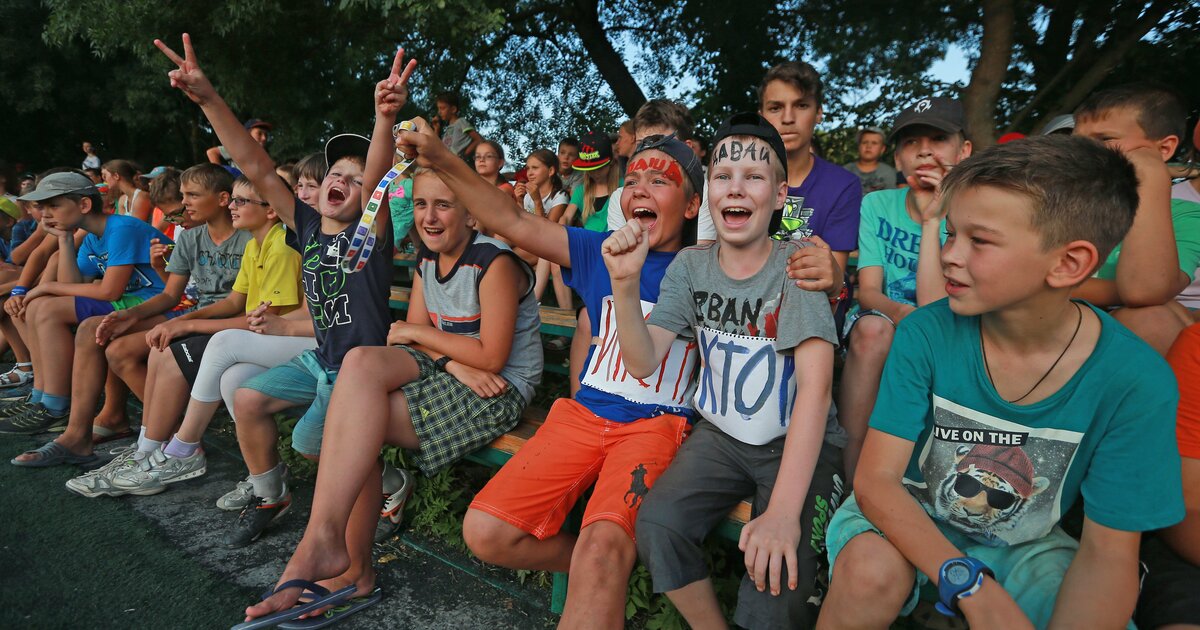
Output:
(1072, 83), (1200, 354)
(558, 137), (584, 194)
(409, 127), (704, 626)
(844, 126), (899, 195)
(153, 35), (399, 547)
(818, 136), (1184, 629)
(605, 113), (844, 629)
(207, 118), (272, 174)
(433, 92), (482, 161)
(838, 97), (972, 483)
(2, 172), (170, 460)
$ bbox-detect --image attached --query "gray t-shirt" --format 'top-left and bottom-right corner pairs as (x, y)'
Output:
(844, 161), (899, 195)
(648, 241), (845, 447)
(441, 118), (475, 157)
(165, 225), (251, 308)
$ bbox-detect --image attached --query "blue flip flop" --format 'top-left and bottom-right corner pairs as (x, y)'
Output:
(277, 587), (383, 629)
(230, 580), (357, 630)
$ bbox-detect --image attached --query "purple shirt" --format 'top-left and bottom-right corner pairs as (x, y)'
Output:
(773, 155), (862, 252)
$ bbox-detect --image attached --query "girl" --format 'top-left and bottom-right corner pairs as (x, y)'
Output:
(562, 131), (621, 232)
(514, 149), (571, 304)
(102, 159), (153, 222)
(473, 140), (515, 199)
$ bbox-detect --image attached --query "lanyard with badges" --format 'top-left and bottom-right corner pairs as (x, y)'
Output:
(340, 120), (418, 273)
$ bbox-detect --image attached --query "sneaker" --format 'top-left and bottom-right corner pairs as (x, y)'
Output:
(65, 445), (138, 498)
(110, 448), (207, 495)
(224, 487), (292, 549)
(216, 465), (289, 511)
(0, 382), (33, 401)
(0, 394), (33, 417)
(375, 465), (415, 542)
(0, 404), (68, 435)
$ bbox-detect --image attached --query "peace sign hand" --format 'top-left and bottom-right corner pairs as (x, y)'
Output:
(376, 48), (418, 118)
(153, 33), (218, 105)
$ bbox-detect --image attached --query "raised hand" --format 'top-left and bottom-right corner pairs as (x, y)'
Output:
(153, 33), (218, 105)
(906, 155), (950, 222)
(394, 117), (443, 169)
(41, 216), (67, 238)
(149, 238), (171, 270)
(601, 220), (650, 283)
(375, 48), (417, 118)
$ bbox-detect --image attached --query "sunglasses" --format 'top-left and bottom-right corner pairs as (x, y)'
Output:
(953, 473), (1019, 510)
(231, 197), (270, 208)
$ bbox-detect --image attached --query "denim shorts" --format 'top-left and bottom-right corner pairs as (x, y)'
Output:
(240, 349), (338, 456)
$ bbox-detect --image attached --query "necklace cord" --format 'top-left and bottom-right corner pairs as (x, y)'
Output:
(981, 302), (1083, 404)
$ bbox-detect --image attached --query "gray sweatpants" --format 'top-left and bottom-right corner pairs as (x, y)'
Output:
(635, 420), (845, 630)
(188, 329), (316, 420)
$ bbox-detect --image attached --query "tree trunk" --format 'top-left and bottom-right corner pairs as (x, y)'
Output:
(566, 0), (647, 117)
(962, 0), (1015, 148)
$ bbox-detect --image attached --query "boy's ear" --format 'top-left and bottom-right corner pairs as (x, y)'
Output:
(217, 190), (231, 208)
(684, 192), (701, 220)
(80, 196), (96, 215)
(958, 139), (973, 161)
(775, 179), (789, 210)
(1154, 134), (1180, 162)
(1047, 239), (1101, 289)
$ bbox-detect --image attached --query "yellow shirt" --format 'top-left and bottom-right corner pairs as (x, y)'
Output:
(232, 223), (301, 313)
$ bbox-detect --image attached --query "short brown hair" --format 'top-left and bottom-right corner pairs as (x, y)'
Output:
(293, 153), (327, 183)
(757, 61), (824, 107)
(180, 163), (234, 195)
(941, 135), (1138, 264)
(148, 167), (183, 206)
(633, 99), (695, 141)
(1075, 83), (1187, 142)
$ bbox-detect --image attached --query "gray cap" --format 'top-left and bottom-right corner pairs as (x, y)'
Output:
(17, 172), (98, 202)
(1040, 114), (1075, 136)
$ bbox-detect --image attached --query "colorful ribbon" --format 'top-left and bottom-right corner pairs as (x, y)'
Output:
(340, 120), (418, 273)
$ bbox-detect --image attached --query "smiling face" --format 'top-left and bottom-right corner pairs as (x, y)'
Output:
(894, 126), (972, 189)
(707, 136), (788, 248)
(230, 181), (274, 231)
(941, 185), (1057, 316)
(620, 149), (698, 252)
(758, 80), (821, 156)
(412, 171), (471, 255)
(180, 180), (230, 224)
(525, 154), (554, 187)
(318, 157), (364, 222)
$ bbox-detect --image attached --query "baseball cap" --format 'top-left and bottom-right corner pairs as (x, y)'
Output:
(244, 118), (273, 131)
(1040, 114), (1075, 136)
(17, 172), (99, 202)
(889, 97), (965, 142)
(710, 112), (788, 176)
(139, 166), (168, 180)
(573, 131), (613, 171)
(0, 198), (21, 221)
(324, 134), (370, 169)
(630, 134), (705, 194)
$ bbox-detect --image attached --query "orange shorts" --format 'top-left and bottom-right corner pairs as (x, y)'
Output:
(470, 397), (691, 540)
(1167, 323), (1200, 460)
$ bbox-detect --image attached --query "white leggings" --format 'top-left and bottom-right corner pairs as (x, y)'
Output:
(190, 329), (317, 420)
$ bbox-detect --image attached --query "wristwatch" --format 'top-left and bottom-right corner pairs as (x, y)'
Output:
(935, 557), (993, 617)
(434, 356), (452, 371)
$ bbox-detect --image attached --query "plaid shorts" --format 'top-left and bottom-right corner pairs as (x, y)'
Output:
(398, 346), (526, 476)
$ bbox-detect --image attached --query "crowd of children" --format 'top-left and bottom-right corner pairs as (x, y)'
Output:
(1, 33), (1198, 630)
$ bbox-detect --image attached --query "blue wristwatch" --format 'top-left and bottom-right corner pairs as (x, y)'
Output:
(935, 557), (993, 617)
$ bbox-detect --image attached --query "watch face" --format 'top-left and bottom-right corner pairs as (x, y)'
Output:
(945, 562), (971, 586)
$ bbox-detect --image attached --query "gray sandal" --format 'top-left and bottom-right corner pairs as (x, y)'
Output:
(11, 441), (101, 468)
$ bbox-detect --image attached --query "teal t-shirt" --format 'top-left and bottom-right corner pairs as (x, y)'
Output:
(855, 188), (945, 307)
(870, 299), (1183, 547)
(388, 178), (414, 249)
(1094, 198), (1200, 281)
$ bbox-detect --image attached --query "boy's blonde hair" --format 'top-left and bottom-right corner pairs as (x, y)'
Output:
(180, 163), (234, 195)
(941, 135), (1138, 263)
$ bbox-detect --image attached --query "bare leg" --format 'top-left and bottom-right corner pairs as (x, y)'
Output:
(569, 307), (591, 398)
(534, 258), (551, 302)
(232, 388), (296, 475)
(51, 316), (111, 455)
(140, 348), (190, 442)
(816, 533), (914, 630)
(105, 317), (165, 400)
(0, 311), (31, 365)
(463, 510), (576, 573)
(175, 399), (222, 444)
(13, 316), (40, 392)
(836, 315), (894, 485)
(25, 296), (79, 398)
(664, 579), (727, 630)
(95, 370), (130, 431)
(551, 263), (572, 309)
(558, 521), (639, 630)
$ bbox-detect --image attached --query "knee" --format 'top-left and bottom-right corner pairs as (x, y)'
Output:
(75, 318), (102, 347)
(573, 522), (636, 574)
(340, 346), (387, 377)
(104, 341), (134, 368)
(829, 536), (912, 604)
(463, 510), (519, 563)
(233, 388), (271, 422)
(848, 317), (894, 356)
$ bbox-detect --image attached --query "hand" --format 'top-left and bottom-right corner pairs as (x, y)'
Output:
(4, 294), (24, 318)
(153, 33), (218, 105)
(96, 309), (138, 345)
(906, 156), (950, 221)
(394, 117), (444, 169)
(786, 235), (842, 294)
(375, 48), (417, 118)
(387, 320), (423, 346)
(958, 578), (1034, 630)
(601, 220), (650, 283)
(445, 361), (509, 398)
(144, 321), (183, 351)
(513, 182), (528, 202)
(738, 508), (802, 596)
(246, 303), (289, 335)
(41, 217), (67, 238)
(24, 285), (50, 302)
(150, 238), (171, 270)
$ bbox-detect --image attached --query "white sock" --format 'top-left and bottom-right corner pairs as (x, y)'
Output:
(137, 426), (163, 453)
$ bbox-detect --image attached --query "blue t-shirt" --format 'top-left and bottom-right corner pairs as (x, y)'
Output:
(561, 228), (698, 422)
(8, 218), (36, 263)
(871, 300), (1184, 547)
(855, 188), (945, 307)
(76, 213), (171, 302)
(773, 156), (863, 252)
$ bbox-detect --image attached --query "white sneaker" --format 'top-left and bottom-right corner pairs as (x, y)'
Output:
(65, 445), (138, 498)
(216, 465), (289, 511)
(111, 447), (207, 495)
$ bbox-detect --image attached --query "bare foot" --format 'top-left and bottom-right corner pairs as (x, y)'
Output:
(296, 566), (377, 619)
(92, 410), (129, 433)
(12, 437), (89, 464)
(242, 525), (351, 622)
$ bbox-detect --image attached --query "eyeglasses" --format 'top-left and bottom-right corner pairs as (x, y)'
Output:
(953, 473), (1019, 510)
(230, 197), (270, 208)
(162, 207), (187, 225)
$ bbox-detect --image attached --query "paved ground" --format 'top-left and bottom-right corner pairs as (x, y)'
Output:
(0, 418), (557, 630)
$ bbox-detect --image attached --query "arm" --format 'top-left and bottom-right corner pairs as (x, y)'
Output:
(1161, 456), (1200, 565)
(786, 235), (845, 298)
(1047, 518), (1141, 628)
(154, 35), (295, 229)
(1072, 278), (1122, 308)
(601, 221), (677, 376)
(916, 217), (948, 305)
(856, 266), (914, 322)
(856, 430), (1032, 627)
(363, 49), (416, 248)
(396, 124), (571, 267)
(1114, 148), (1188, 306)
(205, 146), (223, 165)
(461, 129), (484, 161)
(54, 231), (84, 284)
(37, 264), (136, 302)
(740, 336), (832, 595)
(130, 192), (153, 223)
(10, 226), (46, 265)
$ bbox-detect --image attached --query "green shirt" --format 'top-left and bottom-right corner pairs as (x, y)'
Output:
(1094, 198), (1200, 281)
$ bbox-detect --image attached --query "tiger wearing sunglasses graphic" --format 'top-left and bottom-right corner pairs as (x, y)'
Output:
(933, 444), (1050, 545)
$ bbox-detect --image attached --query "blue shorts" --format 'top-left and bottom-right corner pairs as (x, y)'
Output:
(239, 349), (339, 456)
(73, 297), (116, 321)
(825, 494), (1129, 628)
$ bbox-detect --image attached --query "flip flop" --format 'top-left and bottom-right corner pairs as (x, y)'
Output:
(10, 441), (102, 468)
(92, 425), (134, 445)
(277, 588), (383, 629)
(230, 581), (356, 630)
